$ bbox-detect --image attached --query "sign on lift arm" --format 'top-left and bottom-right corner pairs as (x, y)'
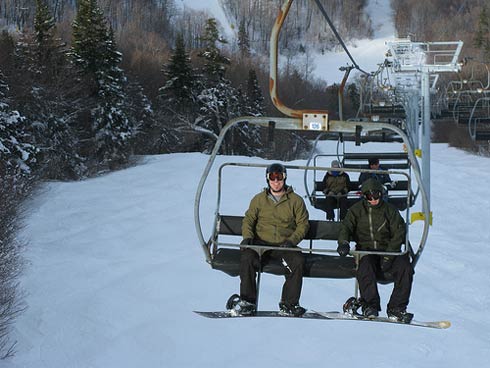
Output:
(303, 113), (329, 131)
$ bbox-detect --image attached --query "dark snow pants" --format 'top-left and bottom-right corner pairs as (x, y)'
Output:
(357, 254), (414, 311)
(240, 246), (304, 306)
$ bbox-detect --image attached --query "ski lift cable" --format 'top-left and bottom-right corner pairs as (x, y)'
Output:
(312, 0), (371, 76)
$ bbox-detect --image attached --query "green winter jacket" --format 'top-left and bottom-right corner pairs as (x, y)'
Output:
(322, 172), (350, 194)
(338, 198), (406, 252)
(242, 186), (309, 246)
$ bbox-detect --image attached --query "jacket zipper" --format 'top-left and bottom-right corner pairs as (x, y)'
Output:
(368, 207), (377, 249)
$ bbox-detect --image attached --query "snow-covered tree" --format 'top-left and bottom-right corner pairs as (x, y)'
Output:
(194, 18), (263, 156)
(0, 70), (38, 173)
(245, 68), (264, 116)
(159, 32), (195, 113)
(237, 19), (250, 57)
(198, 18), (230, 82)
(71, 0), (135, 168)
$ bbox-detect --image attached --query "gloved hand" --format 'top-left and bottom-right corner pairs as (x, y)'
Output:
(326, 191), (335, 196)
(380, 256), (395, 272)
(280, 240), (294, 248)
(386, 181), (397, 189)
(337, 241), (350, 257)
(240, 238), (252, 246)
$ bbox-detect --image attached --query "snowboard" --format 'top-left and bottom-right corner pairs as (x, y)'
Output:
(311, 310), (451, 329)
(194, 310), (328, 319)
(194, 310), (450, 329)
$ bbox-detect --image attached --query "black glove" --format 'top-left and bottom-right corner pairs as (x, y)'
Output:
(240, 238), (252, 246)
(337, 241), (350, 257)
(380, 256), (395, 272)
(280, 240), (294, 248)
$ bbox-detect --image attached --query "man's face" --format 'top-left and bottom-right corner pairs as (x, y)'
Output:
(268, 172), (285, 193)
(370, 162), (380, 169)
(365, 190), (381, 205)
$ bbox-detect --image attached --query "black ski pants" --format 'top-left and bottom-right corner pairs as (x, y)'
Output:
(240, 246), (304, 306)
(357, 253), (414, 311)
(323, 196), (348, 220)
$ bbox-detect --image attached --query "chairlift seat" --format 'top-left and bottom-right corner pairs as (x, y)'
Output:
(211, 215), (356, 279)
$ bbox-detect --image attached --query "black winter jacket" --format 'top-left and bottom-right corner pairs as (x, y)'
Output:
(338, 199), (405, 252)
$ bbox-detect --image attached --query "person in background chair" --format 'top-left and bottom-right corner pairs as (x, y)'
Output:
(321, 160), (350, 221)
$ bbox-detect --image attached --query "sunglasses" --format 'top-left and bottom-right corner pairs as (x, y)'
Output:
(365, 190), (381, 200)
(267, 172), (286, 181)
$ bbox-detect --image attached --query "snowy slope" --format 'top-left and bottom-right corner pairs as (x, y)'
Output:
(4, 142), (490, 368)
(313, 0), (397, 83)
(178, 0), (235, 38)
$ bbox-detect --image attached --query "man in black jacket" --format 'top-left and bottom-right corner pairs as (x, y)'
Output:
(336, 178), (414, 322)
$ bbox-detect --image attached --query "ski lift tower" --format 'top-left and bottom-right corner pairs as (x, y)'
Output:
(385, 39), (463, 210)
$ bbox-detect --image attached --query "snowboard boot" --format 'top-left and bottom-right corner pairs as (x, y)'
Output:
(362, 305), (379, 319)
(279, 302), (306, 317)
(226, 294), (256, 316)
(387, 308), (414, 323)
(343, 296), (363, 316)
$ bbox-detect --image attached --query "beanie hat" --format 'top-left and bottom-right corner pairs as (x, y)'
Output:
(361, 178), (384, 194)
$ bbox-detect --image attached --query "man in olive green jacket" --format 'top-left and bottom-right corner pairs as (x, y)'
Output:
(337, 178), (414, 322)
(239, 163), (309, 317)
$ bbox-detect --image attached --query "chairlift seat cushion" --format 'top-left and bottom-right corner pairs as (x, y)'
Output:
(211, 248), (356, 278)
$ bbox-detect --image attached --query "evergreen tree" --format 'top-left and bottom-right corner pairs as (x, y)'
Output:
(195, 19), (262, 155)
(159, 32), (195, 112)
(246, 68), (264, 116)
(0, 70), (38, 172)
(70, 0), (135, 168)
(33, 0), (62, 72)
(237, 19), (250, 56)
(198, 18), (230, 82)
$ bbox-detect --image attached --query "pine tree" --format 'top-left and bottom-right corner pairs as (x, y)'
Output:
(34, 0), (60, 70)
(70, 0), (135, 168)
(199, 18), (230, 82)
(246, 69), (264, 116)
(159, 33), (195, 112)
(237, 19), (250, 56)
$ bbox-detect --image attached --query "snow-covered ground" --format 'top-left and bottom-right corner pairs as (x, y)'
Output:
(177, 0), (235, 37)
(4, 141), (490, 367)
(313, 0), (397, 84)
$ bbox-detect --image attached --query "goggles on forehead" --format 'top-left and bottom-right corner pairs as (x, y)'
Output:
(364, 190), (382, 201)
(267, 172), (286, 181)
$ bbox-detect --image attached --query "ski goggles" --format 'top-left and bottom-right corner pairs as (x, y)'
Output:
(364, 190), (382, 201)
(267, 172), (286, 181)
